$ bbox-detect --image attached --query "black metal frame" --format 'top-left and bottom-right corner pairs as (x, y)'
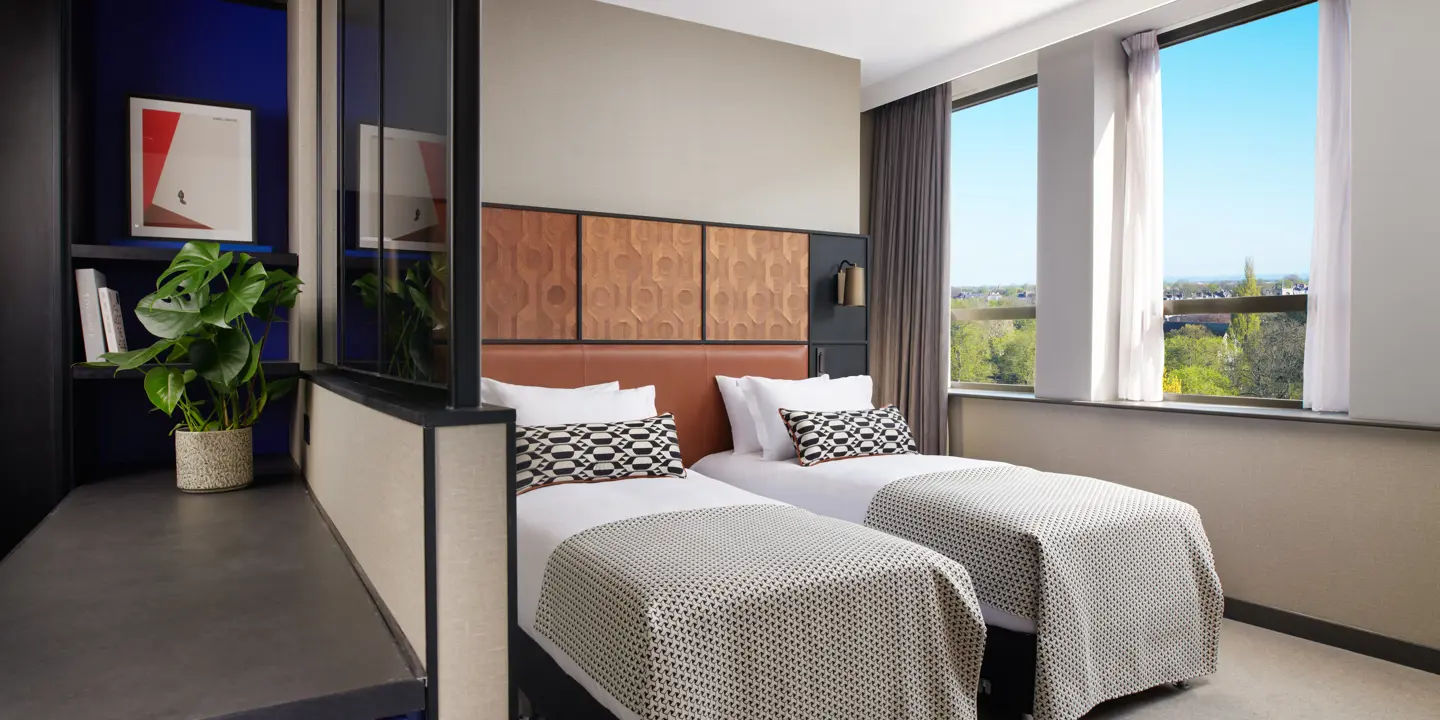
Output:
(449, 0), (482, 409)
(1158, 0), (1317, 48)
(123, 93), (260, 246)
(951, 75), (1038, 113)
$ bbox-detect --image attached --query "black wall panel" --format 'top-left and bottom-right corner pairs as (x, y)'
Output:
(808, 233), (869, 379)
(0, 0), (67, 556)
(808, 233), (869, 345)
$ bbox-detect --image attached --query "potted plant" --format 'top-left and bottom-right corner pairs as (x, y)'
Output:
(87, 242), (302, 492)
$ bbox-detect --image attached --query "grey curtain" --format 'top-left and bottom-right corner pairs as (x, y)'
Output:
(869, 82), (951, 455)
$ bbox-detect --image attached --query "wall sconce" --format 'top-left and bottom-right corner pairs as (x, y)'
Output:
(837, 261), (866, 307)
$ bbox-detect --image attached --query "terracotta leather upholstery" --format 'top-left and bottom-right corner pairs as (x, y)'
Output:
(482, 344), (809, 465)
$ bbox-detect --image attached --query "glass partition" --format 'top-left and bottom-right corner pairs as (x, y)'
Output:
(335, 0), (451, 386)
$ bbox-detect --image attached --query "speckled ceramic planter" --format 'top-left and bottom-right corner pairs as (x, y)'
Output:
(175, 428), (253, 493)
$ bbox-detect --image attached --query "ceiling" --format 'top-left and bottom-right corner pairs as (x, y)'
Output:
(595, 0), (1092, 89)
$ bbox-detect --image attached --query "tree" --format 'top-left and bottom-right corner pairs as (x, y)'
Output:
(1165, 324), (1230, 372)
(1248, 312), (1306, 399)
(993, 319), (1036, 385)
(950, 321), (997, 383)
(1228, 257), (1262, 391)
(1167, 365), (1235, 396)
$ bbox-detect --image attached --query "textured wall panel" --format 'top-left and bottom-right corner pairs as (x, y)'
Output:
(481, 207), (578, 340)
(706, 227), (809, 341)
(581, 217), (702, 340)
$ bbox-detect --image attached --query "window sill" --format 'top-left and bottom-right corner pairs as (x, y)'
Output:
(947, 388), (1440, 433)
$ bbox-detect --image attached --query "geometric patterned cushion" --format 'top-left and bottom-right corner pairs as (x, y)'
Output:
(778, 405), (918, 467)
(515, 413), (686, 495)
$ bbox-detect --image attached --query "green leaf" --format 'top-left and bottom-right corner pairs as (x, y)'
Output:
(189, 328), (251, 388)
(135, 292), (204, 339)
(164, 336), (195, 363)
(98, 339), (174, 370)
(267, 377), (297, 402)
(204, 261), (267, 327)
(240, 342), (262, 384)
(352, 273), (381, 308)
(143, 367), (187, 415)
(155, 246), (232, 300)
(406, 285), (437, 326)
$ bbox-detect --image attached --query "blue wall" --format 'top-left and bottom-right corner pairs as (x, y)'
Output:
(91, 0), (289, 252)
(84, 0), (292, 466)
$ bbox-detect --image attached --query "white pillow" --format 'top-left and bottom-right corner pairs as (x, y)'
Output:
(742, 375), (874, 460)
(716, 375), (827, 454)
(495, 384), (658, 427)
(480, 378), (617, 406)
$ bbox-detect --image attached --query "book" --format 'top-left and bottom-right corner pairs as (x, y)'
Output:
(99, 288), (128, 354)
(75, 268), (108, 362)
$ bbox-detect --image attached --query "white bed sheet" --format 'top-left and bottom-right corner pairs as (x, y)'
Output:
(515, 472), (788, 720)
(691, 451), (1037, 634)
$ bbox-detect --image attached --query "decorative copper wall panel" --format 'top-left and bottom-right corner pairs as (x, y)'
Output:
(705, 227), (809, 341)
(581, 217), (702, 340)
(481, 208), (578, 340)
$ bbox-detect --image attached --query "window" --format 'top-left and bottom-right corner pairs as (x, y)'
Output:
(1159, 1), (1317, 405)
(949, 77), (1038, 389)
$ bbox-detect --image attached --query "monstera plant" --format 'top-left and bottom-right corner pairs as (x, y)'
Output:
(352, 257), (447, 382)
(88, 241), (302, 492)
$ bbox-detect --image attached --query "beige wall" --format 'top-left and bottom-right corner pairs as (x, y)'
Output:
(1350, 0), (1440, 425)
(305, 385), (429, 663)
(951, 396), (1440, 649)
(481, 0), (861, 234)
(434, 423), (512, 720)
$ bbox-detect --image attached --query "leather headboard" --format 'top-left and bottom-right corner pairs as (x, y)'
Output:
(481, 344), (809, 465)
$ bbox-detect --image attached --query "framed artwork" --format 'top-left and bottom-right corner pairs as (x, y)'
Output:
(358, 124), (448, 252)
(128, 96), (256, 244)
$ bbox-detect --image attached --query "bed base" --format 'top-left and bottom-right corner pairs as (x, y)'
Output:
(515, 623), (1040, 720)
(514, 629), (620, 720)
(978, 625), (1039, 719)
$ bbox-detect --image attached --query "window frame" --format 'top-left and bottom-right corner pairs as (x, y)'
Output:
(1157, 0), (1318, 409)
(948, 75), (1040, 392)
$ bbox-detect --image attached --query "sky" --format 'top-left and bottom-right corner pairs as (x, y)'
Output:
(950, 3), (1318, 287)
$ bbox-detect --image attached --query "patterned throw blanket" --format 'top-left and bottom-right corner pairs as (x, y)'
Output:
(535, 504), (988, 720)
(864, 467), (1223, 720)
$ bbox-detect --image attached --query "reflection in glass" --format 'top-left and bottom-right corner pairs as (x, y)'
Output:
(337, 0), (450, 385)
(340, 0), (381, 373)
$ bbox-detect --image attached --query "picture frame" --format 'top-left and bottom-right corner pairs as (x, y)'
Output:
(128, 95), (256, 244)
(357, 124), (448, 253)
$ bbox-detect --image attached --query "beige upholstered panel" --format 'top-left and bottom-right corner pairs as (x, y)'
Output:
(705, 227), (809, 341)
(434, 423), (511, 720)
(952, 396), (1440, 649)
(305, 384), (427, 663)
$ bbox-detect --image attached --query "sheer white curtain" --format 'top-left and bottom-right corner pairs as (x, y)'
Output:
(1118, 31), (1165, 401)
(1304, 0), (1352, 412)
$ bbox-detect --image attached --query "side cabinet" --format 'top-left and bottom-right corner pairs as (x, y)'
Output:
(808, 233), (869, 378)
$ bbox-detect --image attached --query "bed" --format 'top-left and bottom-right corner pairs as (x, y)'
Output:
(515, 470), (990, 720)
(486, 345), (995, 720)
(693, 447), (1225, 720)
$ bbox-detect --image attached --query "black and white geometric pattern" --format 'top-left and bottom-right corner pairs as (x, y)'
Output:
(864, 467), (1224, 720)
(515, 414), (685, 495)
(778, 405), (918, 467)
(535, 504), (988, 720)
